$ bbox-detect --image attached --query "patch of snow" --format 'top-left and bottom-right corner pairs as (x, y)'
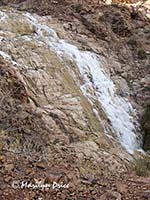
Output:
(0, 50), (18, 65)
(0, 11), (8, 21)
(0, 50), (11, 59)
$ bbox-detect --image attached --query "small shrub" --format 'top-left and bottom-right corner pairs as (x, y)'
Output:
(142, 105), (150, 151)
(134, 155), (150, 177)
(73, 3), (82, 13)
(137, 48), (147, 59)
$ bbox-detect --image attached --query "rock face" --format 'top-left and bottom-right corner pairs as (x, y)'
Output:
(0, 8), (134, 166)
(0, 2), (150, 200)
(0, 7), (144, 154)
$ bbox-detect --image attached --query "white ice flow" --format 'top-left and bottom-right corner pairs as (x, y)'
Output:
(25, 13), (142, 153)
(0, 11), (142, 153)
(51, 42), (141, 154)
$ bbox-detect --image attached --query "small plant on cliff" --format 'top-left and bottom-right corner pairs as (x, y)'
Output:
(134, 155), (150, 177)
(72, 3), (82, 13)
(137, 48), (147, 60)
(142, 105), (150, 151)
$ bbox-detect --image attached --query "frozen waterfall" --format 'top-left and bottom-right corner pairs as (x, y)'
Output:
(0, 11), (142, 154)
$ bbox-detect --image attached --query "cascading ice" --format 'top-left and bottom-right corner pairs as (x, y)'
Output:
(0, 11), (142, 154)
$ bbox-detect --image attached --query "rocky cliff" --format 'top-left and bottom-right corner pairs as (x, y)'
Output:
(0, 1), (150, 199)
